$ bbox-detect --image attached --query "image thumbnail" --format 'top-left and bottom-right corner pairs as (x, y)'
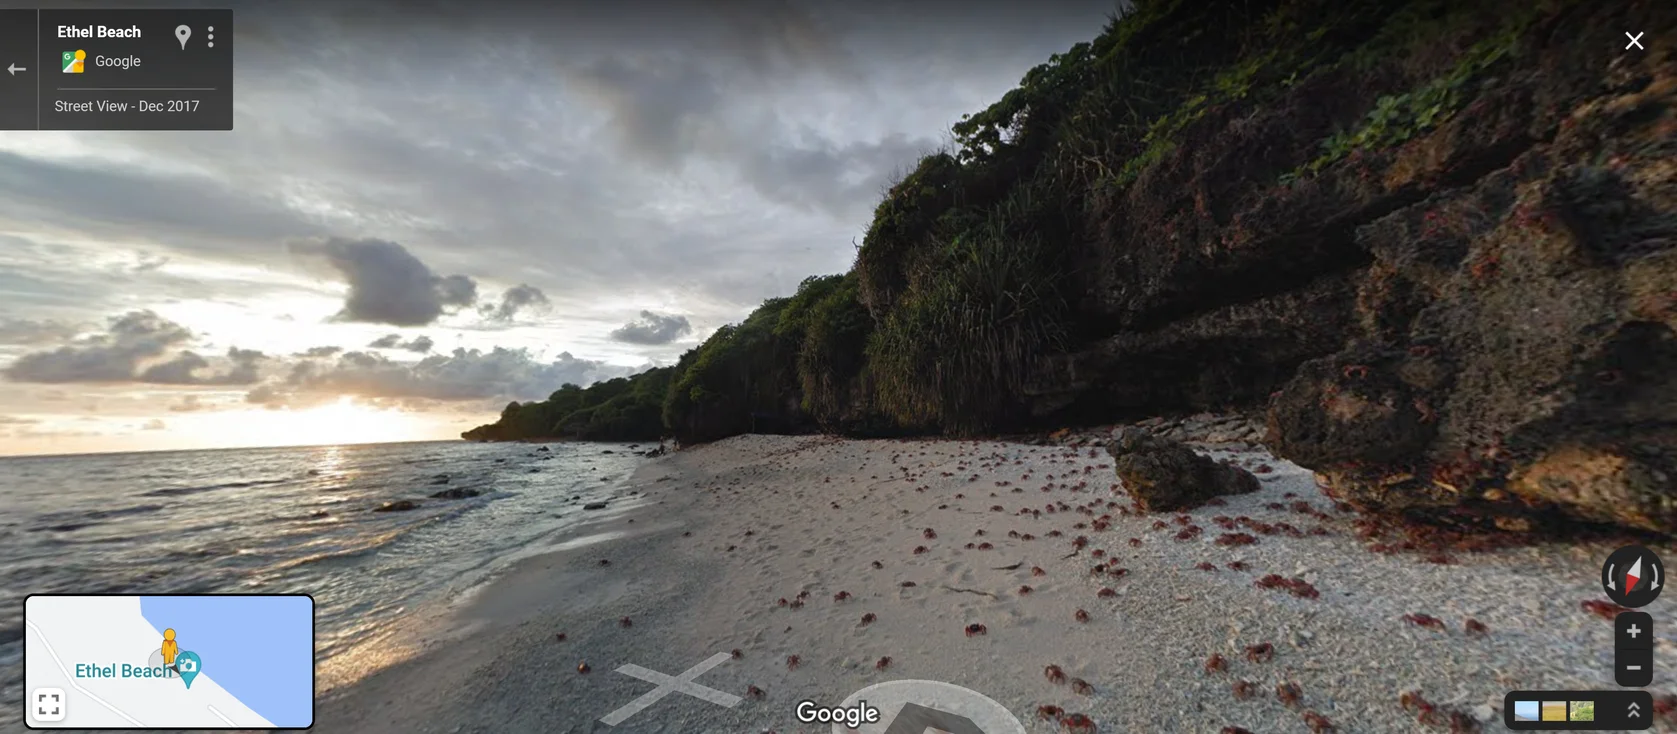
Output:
(1513, 701), (1540, 721)
(1542, 701), (1567, 721)
(1570, 700), (1595, 722)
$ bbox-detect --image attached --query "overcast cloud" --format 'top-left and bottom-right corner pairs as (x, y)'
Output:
(0, 0), (1120, 454)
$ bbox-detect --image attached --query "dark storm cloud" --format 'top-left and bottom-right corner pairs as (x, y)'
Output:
(487, 284), (551, 322)
(3, 311), (193, 383)
(611, 311), (693, 345)
(289, 237), (479, 326)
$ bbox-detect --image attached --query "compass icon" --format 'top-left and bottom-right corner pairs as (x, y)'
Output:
(1602, 545), (1665, 608)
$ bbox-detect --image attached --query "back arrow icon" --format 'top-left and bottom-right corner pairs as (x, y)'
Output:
(6, 63), (24, 76)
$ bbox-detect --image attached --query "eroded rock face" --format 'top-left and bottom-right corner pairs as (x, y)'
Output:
(1105, 428), (1260, 512)
(1268, 36), (1677, 532)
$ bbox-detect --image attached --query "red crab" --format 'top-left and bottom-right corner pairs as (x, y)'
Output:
(875, 656), (891, 671)
(1070, 678), (1094, 696)
(747, 684), (765, 699)
(860, 613), (876, 626)
(1097, 587), (1117, 598)
(619, 617), (633, 628)
(964, 623), (988, 637)
(913, 545), (929, 554)
(1244, 642), (1274, 663)
(1037, 704), (1064, 720)
(1058, 712), (1097, 733)
(1581, 599), (1629, 620)
(1032, 566), (1047, 576)
(833, 591), (852, 602)
(730, 648), (743, 659)
(1402, 613), (1446, 630)
(923, 528), (937, 539)
(1232, 680), (1257, 699)
(785, 655), (800, 670)
(1018, 585), (1034, 595)
(1074, 609), (1091, 623)
(1204, 653), (1227, 673)
(1044, 664), (1067, 684)
(1464, 618), (1488, 636)
(1302, 710), (1334, 733)
(1277, 681), (1302, 706)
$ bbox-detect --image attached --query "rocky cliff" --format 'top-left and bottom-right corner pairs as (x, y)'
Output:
(560, 0), (1677, 536)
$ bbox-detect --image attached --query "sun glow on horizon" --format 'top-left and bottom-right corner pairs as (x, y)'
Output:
(222, 395), (435, 449)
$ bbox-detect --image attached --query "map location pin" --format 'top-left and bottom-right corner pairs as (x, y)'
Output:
(175, 25), (191, 50)
(175, 651), (202, 688)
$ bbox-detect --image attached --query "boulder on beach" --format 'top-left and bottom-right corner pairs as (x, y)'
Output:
(537, 446), (550, 452)
(1105, 428), (1260, 512)
(374, 500), (420, 513)
(583, 502), (608, 510)
(429, 487), (482, 500)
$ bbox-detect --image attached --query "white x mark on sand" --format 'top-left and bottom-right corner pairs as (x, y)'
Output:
(599, 652), (742, 726)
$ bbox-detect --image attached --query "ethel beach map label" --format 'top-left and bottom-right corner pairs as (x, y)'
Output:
(23, 594), (313, 728)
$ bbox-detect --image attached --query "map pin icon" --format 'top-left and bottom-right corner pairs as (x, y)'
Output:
(175, 25), (191, 50)
(175, 651), (201, 688)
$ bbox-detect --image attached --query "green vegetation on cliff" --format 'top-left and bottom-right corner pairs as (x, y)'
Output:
(467, 0), (1578, 447)
(461, 366), (673, 442)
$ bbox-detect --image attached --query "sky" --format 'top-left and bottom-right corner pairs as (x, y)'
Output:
(0, 0), (1120, 456)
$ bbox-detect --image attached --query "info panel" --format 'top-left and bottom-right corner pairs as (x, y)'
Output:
(1, 8), (234, 130)
(22, 594), (313, 729)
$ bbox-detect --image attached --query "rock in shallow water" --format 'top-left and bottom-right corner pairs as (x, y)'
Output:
(429, 487), (481, 500)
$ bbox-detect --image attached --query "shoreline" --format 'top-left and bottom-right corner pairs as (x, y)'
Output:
(314, 433), (1677, 733)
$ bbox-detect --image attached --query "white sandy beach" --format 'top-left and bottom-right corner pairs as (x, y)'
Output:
(313, 433), (1677, 733)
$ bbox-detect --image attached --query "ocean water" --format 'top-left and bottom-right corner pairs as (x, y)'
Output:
(0, 439), (648, 728)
